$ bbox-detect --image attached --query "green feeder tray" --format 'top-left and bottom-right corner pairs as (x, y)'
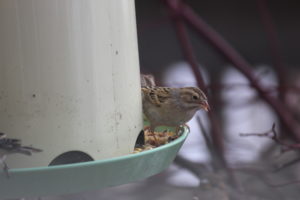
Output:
(0, 129), (188, 199)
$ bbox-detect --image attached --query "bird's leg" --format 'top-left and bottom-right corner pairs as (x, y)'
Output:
(144, 126), (159, 144)
(144, 126), (154, 137)
(0, 155), (10, 178)
(143, 126), (151, 132)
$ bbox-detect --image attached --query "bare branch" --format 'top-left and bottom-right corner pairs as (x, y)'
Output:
(174, 155), (207, 179)
(240, 123), (300, 153)
(266, 179), (300, 188)
(273, 157), (300, 173)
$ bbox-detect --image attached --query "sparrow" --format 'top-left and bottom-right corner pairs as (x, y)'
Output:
(0, 132), (42, 178)
(141, 87), (209, 133)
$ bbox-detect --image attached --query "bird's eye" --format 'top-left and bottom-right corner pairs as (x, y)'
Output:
(192, 95), (199, 100)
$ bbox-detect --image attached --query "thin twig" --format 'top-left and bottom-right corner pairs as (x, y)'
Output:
(174, 155), (207, 179)
(240, 123), (300, 153)
(196, 116), (213, 153)
(196, 116), (219, 170)
(241, 125), (300, 173)
(266, 179), (300, 188)
(273, 157), (300, 173)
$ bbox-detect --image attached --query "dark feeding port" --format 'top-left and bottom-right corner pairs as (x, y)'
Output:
(134, 130), (145, 148)
(49, 151), (94, 166)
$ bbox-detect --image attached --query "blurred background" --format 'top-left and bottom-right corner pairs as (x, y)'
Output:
(26, 0), (300, 199)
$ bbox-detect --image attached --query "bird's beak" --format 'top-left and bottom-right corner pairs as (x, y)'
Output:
(200, 100), (210, 112)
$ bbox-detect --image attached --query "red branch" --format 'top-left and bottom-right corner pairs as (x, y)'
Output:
(163, 0), (225, 162)
(165, 1), (300, 141)
(165, 1), (206, 92)
(257, 0), (286, 99)
(163, 0), (244, 189)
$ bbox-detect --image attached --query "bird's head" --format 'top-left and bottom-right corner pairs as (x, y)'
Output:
(179, 87), (210, 111)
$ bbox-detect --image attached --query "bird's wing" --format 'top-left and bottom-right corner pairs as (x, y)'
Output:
(142, 87), (172, 107)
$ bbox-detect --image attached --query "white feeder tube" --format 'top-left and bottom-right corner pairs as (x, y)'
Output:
(0, 0), (142, 168)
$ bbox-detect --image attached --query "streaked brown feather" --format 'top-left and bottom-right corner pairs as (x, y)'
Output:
(142, 87), (172, 107)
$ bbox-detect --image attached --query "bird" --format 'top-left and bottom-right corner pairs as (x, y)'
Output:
(0, 132), (42, 178)
(141, 86), (209, 133)
(140, 74), (156, 87)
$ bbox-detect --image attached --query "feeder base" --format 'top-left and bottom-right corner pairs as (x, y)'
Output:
(0, 128), (188, 199)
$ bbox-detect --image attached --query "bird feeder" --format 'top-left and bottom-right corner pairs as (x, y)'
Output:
(0, 0), (142, 168)
(0, 0), (188, 198)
